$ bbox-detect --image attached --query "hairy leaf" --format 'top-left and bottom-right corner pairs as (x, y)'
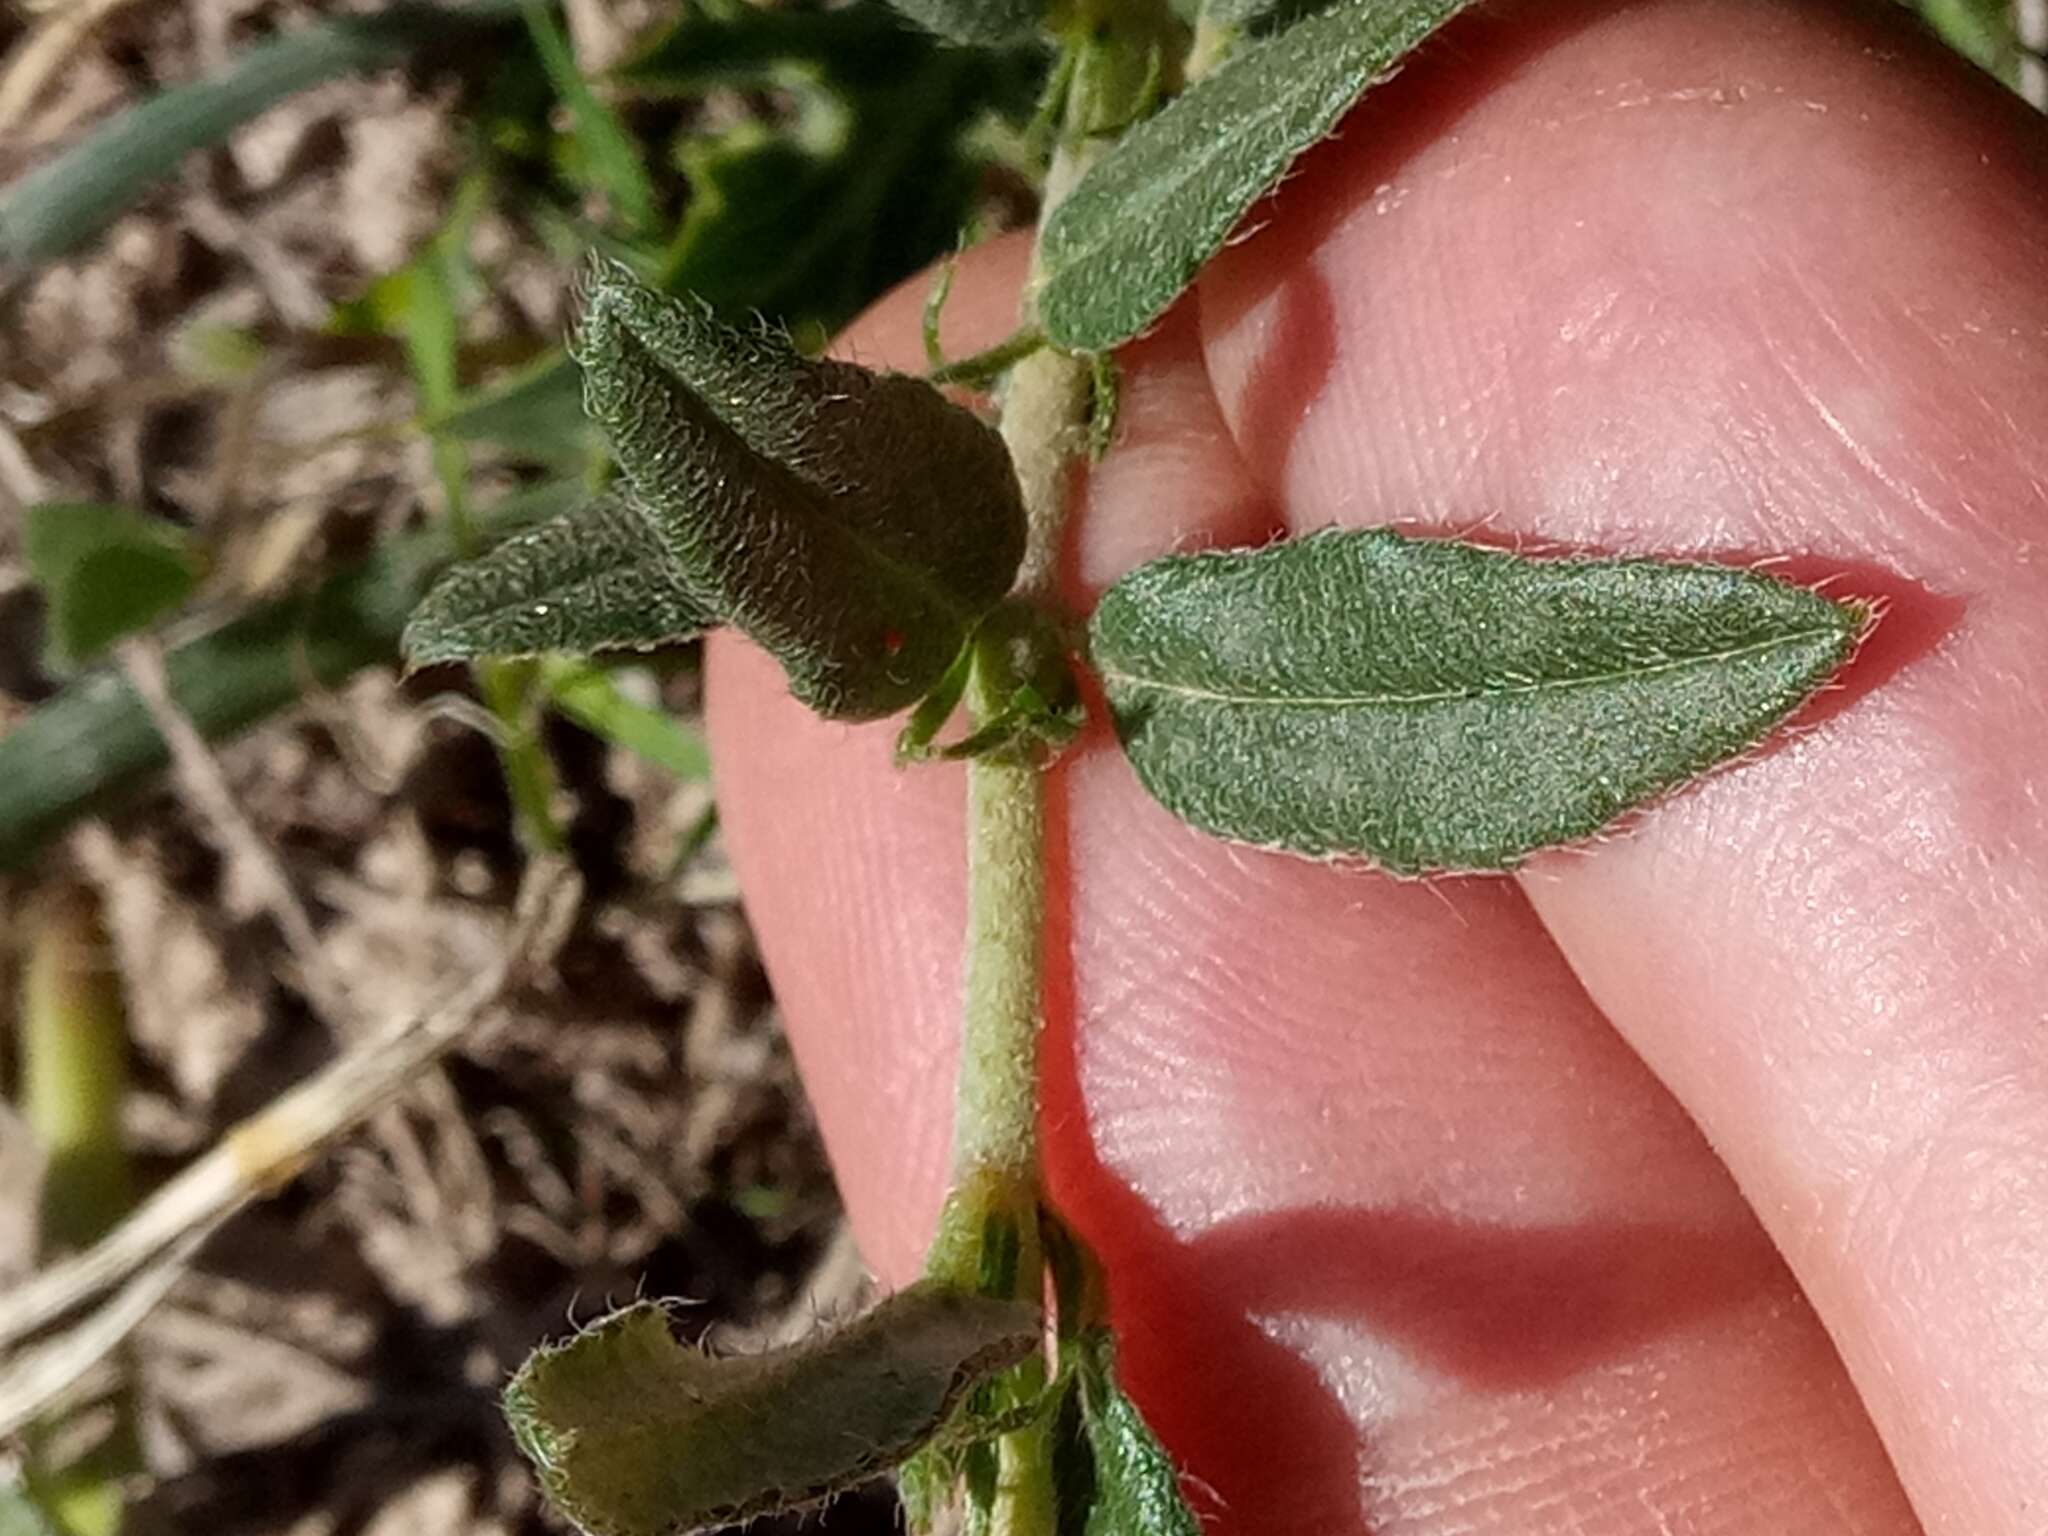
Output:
(1036, 0), (1470, 351)
(575, 259), (1026, 719)
(1091, 528), (1866, 875)
(1050, 1332), (1199, 1536)
(23, 503), (201, 671)
(505, 1285), (1041, 1536)
(404, 493), (715, 664)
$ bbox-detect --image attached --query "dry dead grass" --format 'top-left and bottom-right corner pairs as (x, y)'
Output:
(0, 4), (882, 1531)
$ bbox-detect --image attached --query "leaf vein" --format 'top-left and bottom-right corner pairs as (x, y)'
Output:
(1097, 626), (1847, 710)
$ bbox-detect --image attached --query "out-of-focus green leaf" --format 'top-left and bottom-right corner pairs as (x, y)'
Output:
(0, 490), (562, 872)
(432, 353), (593, 469)
(333, 177), (498, 537)
(23, 503), (202, 672)
(885, 0), (1043, 46)
(522, 0), (660, 235)
(0, 0), (522, 269)
(621, 0), (1042, 336)
(171, 320), (267, 385)
(615, 0), (916, 91)
(541, 658), (712, 779)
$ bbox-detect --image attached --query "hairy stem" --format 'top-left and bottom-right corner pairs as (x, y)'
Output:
(940, 0), (1182, 1249)
(923, 8), (1182, 1529)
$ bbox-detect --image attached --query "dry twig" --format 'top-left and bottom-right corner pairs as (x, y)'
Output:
(0, 0), (150, 137)
(119, 636), (357, 1028)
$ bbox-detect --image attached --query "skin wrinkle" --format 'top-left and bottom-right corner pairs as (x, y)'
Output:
(1352, 1332), (1843, 1535)
(1073, 787), (1749, 1236)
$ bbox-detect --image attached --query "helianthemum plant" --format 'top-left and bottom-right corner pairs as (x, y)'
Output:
(403, 0), (1870, 1531)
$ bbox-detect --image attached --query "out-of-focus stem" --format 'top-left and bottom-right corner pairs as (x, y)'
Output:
(21, 884), (130, 1253)
(20, 879), (137, 1536)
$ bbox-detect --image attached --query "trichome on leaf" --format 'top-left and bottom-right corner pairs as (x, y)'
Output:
(402, 491), (717, 665)
(504, 1285), (1041, 1536)
(1036, 0), (1473, 351)
(574, 257), (1028, 720)
(1091, 527), (1868, 875)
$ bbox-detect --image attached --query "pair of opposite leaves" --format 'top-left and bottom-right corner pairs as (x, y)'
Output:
(404, 253), (1866, 878)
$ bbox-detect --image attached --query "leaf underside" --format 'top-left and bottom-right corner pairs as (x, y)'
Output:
(402, 492), (715, 665)
(504, 1284), (1041, 1536)
(576, 258), (1027, 719)
(1054, 1331), (1201, 1536)
(1035, 0), (1472, 352)
(1090, 527), (1866, 876)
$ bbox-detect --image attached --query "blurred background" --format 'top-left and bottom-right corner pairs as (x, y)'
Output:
(0, 2), (2032, 1533)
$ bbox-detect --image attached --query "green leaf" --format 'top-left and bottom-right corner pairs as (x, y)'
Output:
(1053, 1332), (1199, 1536)
(884, 0), (1042, 45)
(1199, 0), (1326, 39)
(1090, 528), (1866, 876)
(23, 503), (202, 671)
(575, 258), (1026, 719)
(339, 176), (489, 532)
(0, 490), (564, 873)
(615, 0), (911, 89)
(504, 1284), (1041, 1536)
(432, 353), (595, 470)
(0, 1), (521, 269)
(541, 658), (712, 780)
(1035, 0), (1470, 351)
(523, 0), (660, 235)
(626, 6), (1035, 339)
(404, 492), (715, 665)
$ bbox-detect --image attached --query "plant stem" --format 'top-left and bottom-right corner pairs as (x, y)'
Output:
(21, 883), (131, 1253)
(939, 0), (1182, 1238)
(477, 658), (567, 856)
(20, 880), (140, 1536)
(921, 10), (1182, 1529)
(931, 128), (1097, 1282)
(952, 720), (1050, 1188)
